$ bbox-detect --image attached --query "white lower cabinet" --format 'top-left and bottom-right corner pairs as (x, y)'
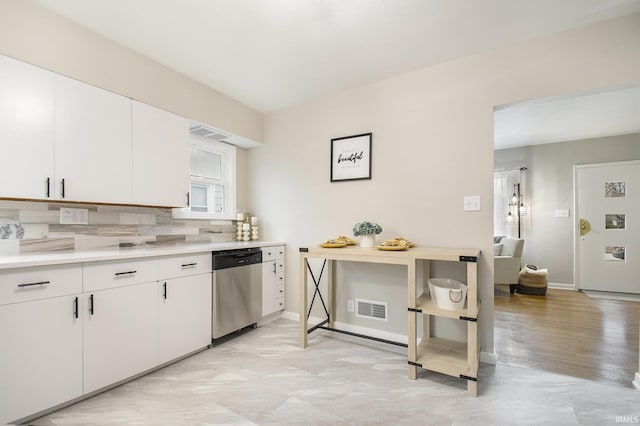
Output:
(0, 264), (83, 425)
(0, 251), (214, 422)
(262, 246), (285, 317)
(159, 273), (212, 364)
(83, 281), (159, 394)
(0, 295), (83, 425)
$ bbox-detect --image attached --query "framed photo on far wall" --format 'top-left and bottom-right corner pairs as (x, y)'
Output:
(605, 181), (626, 198)
(330, 133), (372, 182)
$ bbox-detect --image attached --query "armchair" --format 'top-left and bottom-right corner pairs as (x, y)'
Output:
(494, 238), (524, 294)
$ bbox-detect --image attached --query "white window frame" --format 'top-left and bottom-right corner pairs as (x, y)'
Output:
(173, 135), (236, 220)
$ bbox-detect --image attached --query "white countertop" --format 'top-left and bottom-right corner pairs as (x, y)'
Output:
(0, 241), (286, 270)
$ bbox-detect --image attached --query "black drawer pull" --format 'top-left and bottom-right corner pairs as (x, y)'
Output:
(60, 178), (65, 198)
(46, 177), (51, 198)
(181, 263), (197, 268)
(114, 270), (137, 277)
(73, 297), (79, 319)
(89, 294), (94, 315)
(163, 282), (167, 300)
(17, 281), (50, 288)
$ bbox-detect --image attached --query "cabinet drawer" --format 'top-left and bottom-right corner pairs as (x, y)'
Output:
(262, 246), (277, 262)
(83, 258), (158, 292)
(276, 282), (285, 298)
(276, 271), (285, 287)
(275, 296), (284, 310)
(158, 253), (211, 279)
(275, 260), (285, 273)
(0, 264), (82, 306)
(275, 246), (285, 259)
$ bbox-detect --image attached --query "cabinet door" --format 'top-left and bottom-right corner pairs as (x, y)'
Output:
(262, 261), (278, 317)
(158, 273), (212, 364)
(0, 55), (55, 199)
(54, 75), (132, 204)
(83, 282), (158, 394)
(0, 295), (82, 425)
(132, 101), (189, 207)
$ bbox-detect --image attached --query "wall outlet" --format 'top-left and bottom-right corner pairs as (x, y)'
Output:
(60, 207), (89, 225)
(347, 299), (355, 313)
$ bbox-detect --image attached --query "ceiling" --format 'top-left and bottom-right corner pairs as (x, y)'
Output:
(31, 0), (640, 146)
(495, 85), (640, 149)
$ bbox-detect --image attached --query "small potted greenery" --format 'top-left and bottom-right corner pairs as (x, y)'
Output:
(353, 221), (382, 247)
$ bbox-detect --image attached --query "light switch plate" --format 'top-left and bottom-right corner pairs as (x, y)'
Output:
(60, 207), (89, 225)
(463, 196), (481, 212)
(555, 209), (570, 218)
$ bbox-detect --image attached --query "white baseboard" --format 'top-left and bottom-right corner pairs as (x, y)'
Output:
(548, 282), (576, 291)
(282, 310), (495, 364)
(332, 321), (407, 345)
(280, 310), (301, 322)
(481, 351), (496, 365)
(633, 372), (640, 390)
(257, 310), (284, 326)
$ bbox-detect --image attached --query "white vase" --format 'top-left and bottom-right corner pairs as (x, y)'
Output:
(360, 234), (376, 248)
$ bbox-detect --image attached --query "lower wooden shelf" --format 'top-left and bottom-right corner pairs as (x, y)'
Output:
(416, 337), (475, 378)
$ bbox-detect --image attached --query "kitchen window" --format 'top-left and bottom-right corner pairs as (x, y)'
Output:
(174, 135), (236, 220)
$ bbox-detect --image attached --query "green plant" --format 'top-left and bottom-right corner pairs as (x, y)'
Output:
(353, 221), (382, 236)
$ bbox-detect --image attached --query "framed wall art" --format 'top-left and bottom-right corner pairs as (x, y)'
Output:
(330, 133), (372, 182)
(605, 213), (625, 230)
(605, 181), (626, 198)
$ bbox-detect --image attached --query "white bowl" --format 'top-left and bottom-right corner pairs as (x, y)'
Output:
(428, 278), (467, 310)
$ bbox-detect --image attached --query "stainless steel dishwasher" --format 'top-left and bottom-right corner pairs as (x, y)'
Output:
(212, 247), (262, 339)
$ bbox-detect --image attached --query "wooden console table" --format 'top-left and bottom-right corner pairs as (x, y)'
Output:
(299, 245), (481, 396)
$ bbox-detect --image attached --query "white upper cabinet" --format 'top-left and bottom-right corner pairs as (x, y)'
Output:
(0, 55), (55, 199)
(54, 75), (133, 204)
(132, 101), (189, 207)
(0, 55), (193, 207)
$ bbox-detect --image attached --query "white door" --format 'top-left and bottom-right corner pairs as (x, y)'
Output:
(158, 273), (212, 364)
(0, 295), (82, 425)
(132, 101), (189, 207)
(54, 75), (132, 204)
(0, 55), (55, 200)
(576, 161), (640, 293)
(83, 282), (158, 394)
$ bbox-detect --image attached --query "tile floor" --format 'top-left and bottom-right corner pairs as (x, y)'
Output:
(29, 319), (639, 425)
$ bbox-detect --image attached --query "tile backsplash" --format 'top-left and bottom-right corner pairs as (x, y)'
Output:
(0, 200), (236, 255)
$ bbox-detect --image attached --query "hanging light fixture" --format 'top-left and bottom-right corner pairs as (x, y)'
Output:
(506, 183), (526, 237)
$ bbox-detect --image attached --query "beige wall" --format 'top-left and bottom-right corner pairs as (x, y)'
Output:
(248, 13), (640, 356)
(0, 0), (263, 143)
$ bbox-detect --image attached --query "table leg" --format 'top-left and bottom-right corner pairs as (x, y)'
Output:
(407, 259), (417, 380)
(300, 255), (308, 349)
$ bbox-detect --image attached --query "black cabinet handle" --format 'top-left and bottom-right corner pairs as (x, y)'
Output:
(60, 178), (65, 198)
(272, 262), (276, 274)
(17, 280), (50, 288)
(186, 192), (190, 206)
(46, 177), (50, 198)
(73, 297), (78, 319)
(163, 282), (167, 300)
(89, 294), (94, 315)
(181, 263), (197, 268)
(114, 270), (137, 277)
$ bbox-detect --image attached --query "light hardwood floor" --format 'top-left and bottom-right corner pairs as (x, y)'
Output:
(494, 285), (639, 389)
